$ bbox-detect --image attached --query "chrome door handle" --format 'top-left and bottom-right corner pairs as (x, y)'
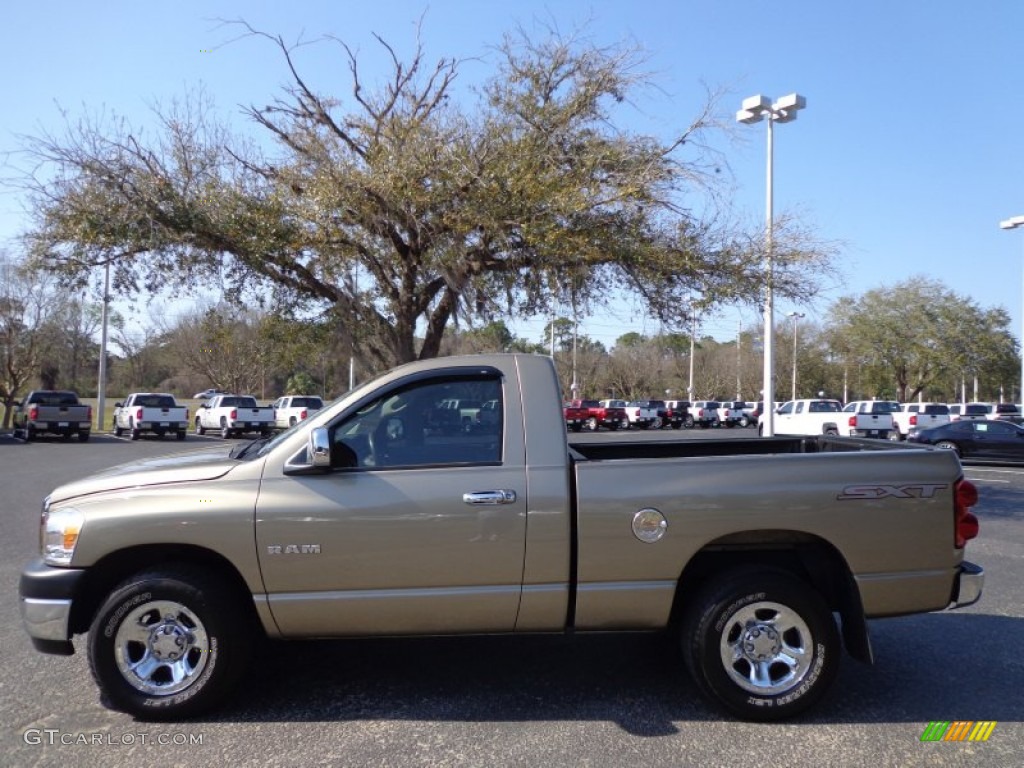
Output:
(463, 490), (517, 505)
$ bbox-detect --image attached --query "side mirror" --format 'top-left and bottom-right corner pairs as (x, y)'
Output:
(310, 427), (332, 468)
(114, 402), (123, 408)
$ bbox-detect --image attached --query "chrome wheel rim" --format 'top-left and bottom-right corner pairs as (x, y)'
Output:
(113, 599), (211, 696)
(719, 600), (813, 695)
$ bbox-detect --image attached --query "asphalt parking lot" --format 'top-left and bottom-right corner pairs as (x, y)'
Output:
(0, 430), (1021, 767)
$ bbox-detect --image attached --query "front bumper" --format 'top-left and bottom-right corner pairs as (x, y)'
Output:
(949, 561), (984, 609)
(19, 559), (87, 655)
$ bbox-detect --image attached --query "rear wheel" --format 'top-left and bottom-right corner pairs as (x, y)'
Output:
(130, 421), (140, 441)
(570, 423), (582, 433)
(176, 431), (187, 441)
(586, 416), (598, 431)
(888, 430), (902, 442)
(680, 567), (840, 721)
(824, 427), (839, 436)
(684, 415), (695, 429)
(220, 419), (232, 440)
(289, 416), (297, 428)
(607, 420), (620, 431)
(87, 565), (254, 720)
(25, 425), (36, 442)
(78, 431), (90, 442)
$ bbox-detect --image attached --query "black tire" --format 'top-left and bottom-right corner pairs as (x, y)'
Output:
(680, 567), (840, 722)
(757, 423), (764, 437)
(77, 431), (90, 442)
(289, 416), (297, 428)
(684, 415), (695, 429)
(586, 416), (599, 432)
(888, 430), (902, 442)
(25, 425), (36, 442)
(176, 431), (187, 441)
(130, 422), (140, 441)
(824, 427), (839, 436)
(87, 565), (253, 720)
(195, 418), (206, 436)
(220, 422), (232, 440)
(935, 440), (960, 456)
(113, 418), (123, 437)
(570, 423), (582, 433)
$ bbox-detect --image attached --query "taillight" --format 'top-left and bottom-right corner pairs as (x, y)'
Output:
(848, 416), (857, 427)
(86, 406), (92, 421)
(185, 408), (189, 421)
(954, 479), (979, 548)
(29, 406), (38, 420)
(136, 408), (144, 421)
(909, 415), (917, 426)
(230, 408), (237, 420)
(300, 409), (308, 420)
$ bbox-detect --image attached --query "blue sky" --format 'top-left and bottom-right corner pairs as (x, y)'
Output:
(2, 1), (1023, 349)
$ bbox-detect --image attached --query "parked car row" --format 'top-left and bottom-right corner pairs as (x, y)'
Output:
(563, 398), (759, 431)
(8, 389), (327, 442)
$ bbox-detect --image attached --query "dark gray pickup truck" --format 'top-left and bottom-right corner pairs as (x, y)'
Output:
(12, 390), (92, 442)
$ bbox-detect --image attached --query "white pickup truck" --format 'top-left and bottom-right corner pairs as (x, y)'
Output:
(112, 393), (189, 441)
(891, 403), (950, 440)
(611, 400), (658, 429)
(194, 395), (275, 439)
(842, 401), (899, 440)
(271, 395), (325, 430)
(761, 398), (844, 436)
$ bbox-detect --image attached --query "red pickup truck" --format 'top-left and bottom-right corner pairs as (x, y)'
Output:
(564, 402), (589, 432)
(569, 399), (628, 431)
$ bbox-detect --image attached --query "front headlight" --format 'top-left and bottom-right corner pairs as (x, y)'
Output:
(41, 506), (84, 566)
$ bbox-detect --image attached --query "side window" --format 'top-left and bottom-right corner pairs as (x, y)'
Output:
(330, 376), (503, 469)
(843, 403), (855, 413)
(795, 402), (805, 414)
(777, 402), (793, 415)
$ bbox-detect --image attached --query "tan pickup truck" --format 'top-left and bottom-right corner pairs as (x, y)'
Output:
(19, 354), (983, 722)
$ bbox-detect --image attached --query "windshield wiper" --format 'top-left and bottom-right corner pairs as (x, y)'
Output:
(230, 437), (270, 460)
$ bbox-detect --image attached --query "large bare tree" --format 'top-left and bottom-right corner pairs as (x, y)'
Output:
(17, 22), (836, 369)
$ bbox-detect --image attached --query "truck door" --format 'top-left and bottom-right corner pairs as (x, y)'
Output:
(256, 370), (528, 636)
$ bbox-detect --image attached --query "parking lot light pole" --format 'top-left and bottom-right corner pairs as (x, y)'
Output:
(737, 93), (806, 436)
(787, 311), (805, 401)
(1000, 215), (1024, 406)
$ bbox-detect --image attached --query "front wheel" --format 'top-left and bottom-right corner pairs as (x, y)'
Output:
(680, 568), (840, 721)
(935, 440), (960, 456)
(220, 420), (232, 440)
(195, 418), (206, 436)
(113, 418), (123, 437)
(87, 565), (253, 720)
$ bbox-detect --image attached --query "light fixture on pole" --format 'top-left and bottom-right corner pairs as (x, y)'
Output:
(787, 311), (805, 401)
(1000, 214), (1024, 404)
(737, 93), (807, 437)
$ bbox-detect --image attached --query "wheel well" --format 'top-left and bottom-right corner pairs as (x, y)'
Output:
(669, 531), (872, 663)
(69, 545), (260, 637)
